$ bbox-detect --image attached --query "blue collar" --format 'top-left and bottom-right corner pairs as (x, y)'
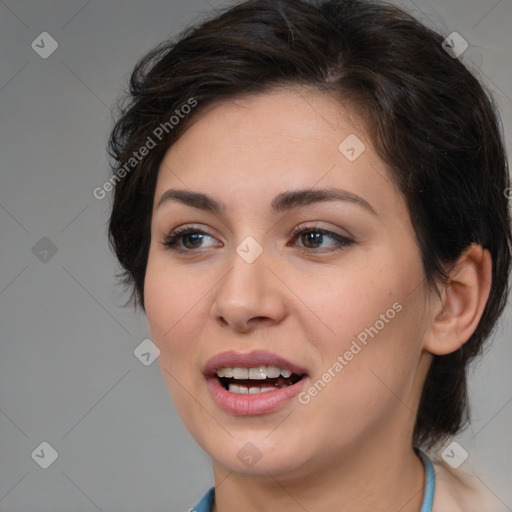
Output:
(417, 448), (436, 512)
(191, 449), (435, 512)
(192, 486), (214, 512)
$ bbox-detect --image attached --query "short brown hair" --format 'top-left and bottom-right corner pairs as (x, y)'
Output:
(107, 0), (511, 451)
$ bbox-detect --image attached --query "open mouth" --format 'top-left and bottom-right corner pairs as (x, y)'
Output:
(216, 366), (306, 394)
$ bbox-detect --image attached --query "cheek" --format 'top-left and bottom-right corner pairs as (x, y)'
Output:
(143, 251), (207, 364)
(286, 257), (410, 346)
(295, 298), (424, 452)
(143, 252), (211, 423)
(289, 249), (426, 395)
(306, 273), (426, 408)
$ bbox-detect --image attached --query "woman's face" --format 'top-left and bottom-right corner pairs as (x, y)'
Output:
(144, 88), (436, 478)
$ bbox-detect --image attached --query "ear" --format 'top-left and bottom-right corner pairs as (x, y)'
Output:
(423, 244), (492, 356)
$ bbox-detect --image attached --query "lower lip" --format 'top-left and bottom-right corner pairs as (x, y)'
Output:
(206, 376), (308, 415)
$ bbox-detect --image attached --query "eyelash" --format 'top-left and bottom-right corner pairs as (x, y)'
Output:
(162, 224), (354, 254)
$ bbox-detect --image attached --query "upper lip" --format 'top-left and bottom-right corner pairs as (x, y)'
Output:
(203, 350), (309, 377)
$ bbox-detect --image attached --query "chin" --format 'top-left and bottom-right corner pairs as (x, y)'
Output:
(205, 433), (314, 478)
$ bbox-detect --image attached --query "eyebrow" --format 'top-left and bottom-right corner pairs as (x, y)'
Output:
(156, 187), (377, 215)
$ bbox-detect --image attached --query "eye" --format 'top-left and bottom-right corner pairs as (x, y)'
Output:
(161, 224), (354, 254)
(289, 224), (354, 253)
(162, 225), (221, 251)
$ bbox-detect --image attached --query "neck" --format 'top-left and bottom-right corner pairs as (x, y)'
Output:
(211, 437), (426, 512)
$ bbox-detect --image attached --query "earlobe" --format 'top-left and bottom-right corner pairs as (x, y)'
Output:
(424, 244), (492, 356)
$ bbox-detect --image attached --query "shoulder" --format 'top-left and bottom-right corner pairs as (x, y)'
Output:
(431, 457), (507, 512)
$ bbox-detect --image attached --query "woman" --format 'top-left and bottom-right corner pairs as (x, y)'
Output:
(107, 1), (511, 510)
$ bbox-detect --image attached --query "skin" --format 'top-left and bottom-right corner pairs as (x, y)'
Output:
(143, 87), (492, 512)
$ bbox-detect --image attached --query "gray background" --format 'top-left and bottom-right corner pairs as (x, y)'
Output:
(1, 0), (511, 511)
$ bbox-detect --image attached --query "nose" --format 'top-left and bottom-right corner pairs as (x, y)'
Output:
(211, 247), (288, 333)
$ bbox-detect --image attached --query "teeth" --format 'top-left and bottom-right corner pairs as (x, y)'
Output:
(216, 367), (233, 378)
(216, 365), (295, 380)
(228, 384), (247, 394)
(232, 368), (249, 379)
(249, 366), (267, 380)
(266, 366), (281, 378)
(229, 384), (276, 394)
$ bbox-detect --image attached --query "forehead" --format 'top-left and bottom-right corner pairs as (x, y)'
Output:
(153, 88), (404, 223)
